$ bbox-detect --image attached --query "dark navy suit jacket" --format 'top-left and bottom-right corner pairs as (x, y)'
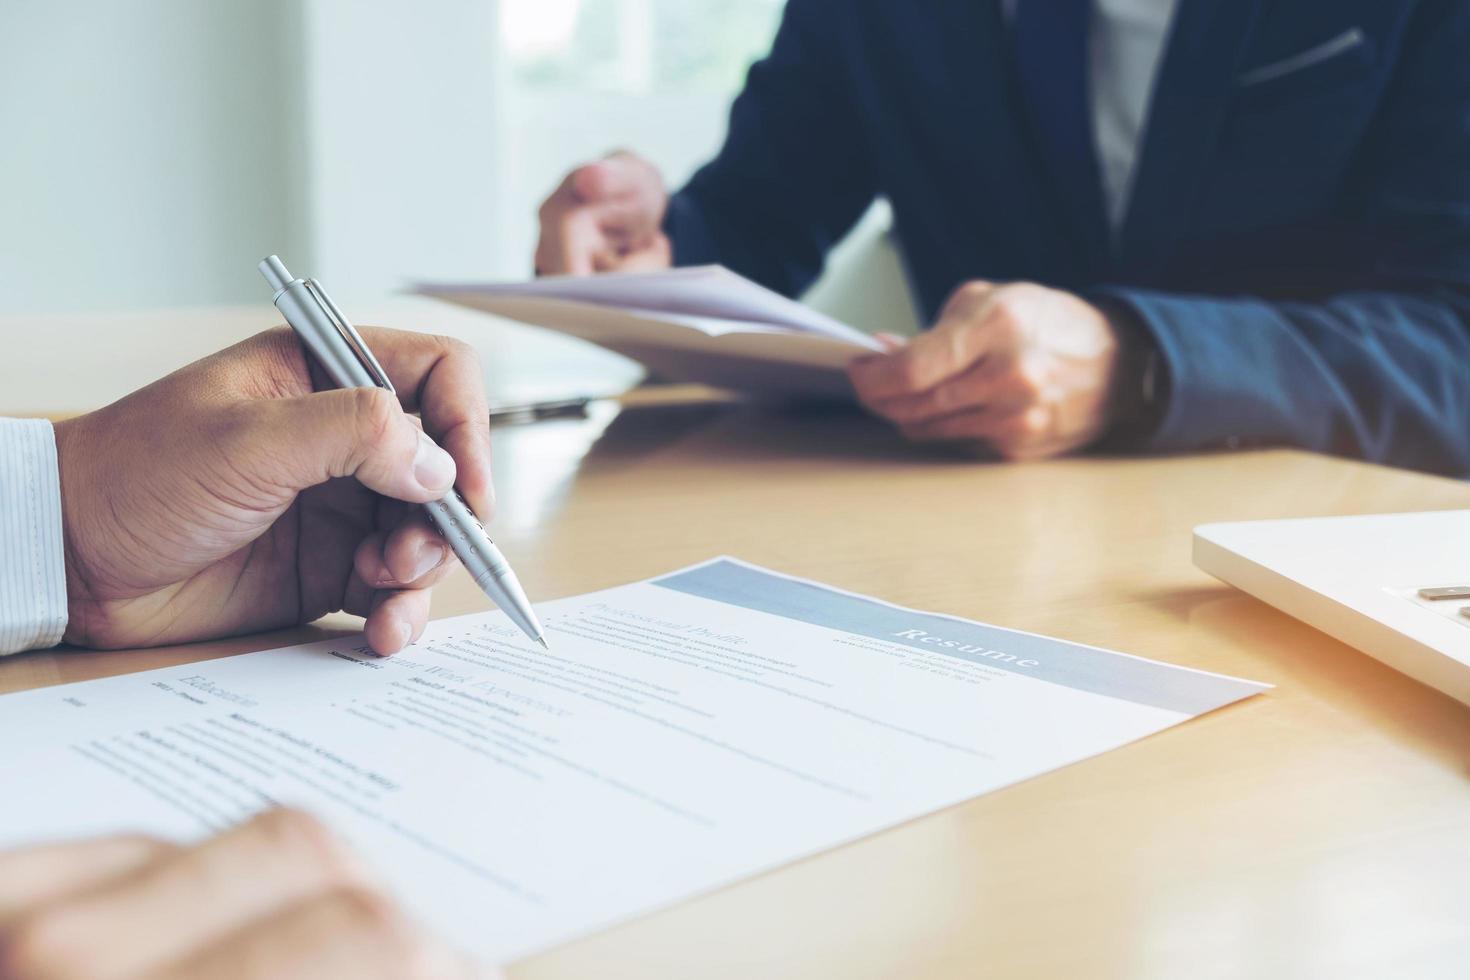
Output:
(663, 0), (1470, 474)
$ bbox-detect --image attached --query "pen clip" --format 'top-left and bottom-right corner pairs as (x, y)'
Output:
(303, 279), (396, 395)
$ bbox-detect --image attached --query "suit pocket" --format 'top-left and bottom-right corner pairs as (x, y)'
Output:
(1235, 27), (1376, 102)
(1205, 29), (1387, 237)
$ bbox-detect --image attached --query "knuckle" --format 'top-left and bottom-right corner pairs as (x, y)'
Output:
(350, 387), (400, 445)
(435, 335), (479, 367)
(240, 327), (314, 399)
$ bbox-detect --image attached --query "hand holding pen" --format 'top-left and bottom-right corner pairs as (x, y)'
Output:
(51, 325), (505, 655)
(260, 257), (546, 647)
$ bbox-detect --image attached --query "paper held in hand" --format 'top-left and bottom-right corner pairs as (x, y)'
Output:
(415, 266), (884, 398)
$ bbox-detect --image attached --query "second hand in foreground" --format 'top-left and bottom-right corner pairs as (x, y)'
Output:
(259, 255), (548, 649)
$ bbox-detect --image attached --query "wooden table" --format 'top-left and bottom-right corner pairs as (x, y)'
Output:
(4, 306), (1469, 979)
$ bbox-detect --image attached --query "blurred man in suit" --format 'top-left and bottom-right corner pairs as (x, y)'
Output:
(537, 0), (1470, 473)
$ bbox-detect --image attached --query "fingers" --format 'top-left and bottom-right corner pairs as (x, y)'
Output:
(363, 589), (434, 657)
(536, 202), (603, 277)
(849, 281), (1004, 404)
(897, 399), (1090, 461)
(591, 231), (672, 273)
(0, 810), (484, 980)
(900, 404), (1048, 447)
(571, 153), (666, 238)
(0, 835), (176, 922)
(862, 349), (1026, 425)
(350, 517), (449, 656)
(339, 566), (432, 656)
(152, 885), (488, 980)
(535, 152), (668, 276)
(190, 327), (494, 516)
(354, 518), (454, 592)
(849, 281), (1122, 461)
(0, 809), (369, 980)
(348, 330), (494, 520)
(230, 387), (456, 508)
(536, 196), (667, 276)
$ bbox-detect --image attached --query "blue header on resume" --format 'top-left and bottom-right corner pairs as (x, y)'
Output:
(652, 560), (1265, 715)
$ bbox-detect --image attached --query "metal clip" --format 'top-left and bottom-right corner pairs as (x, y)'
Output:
(303, 279), (396, 395)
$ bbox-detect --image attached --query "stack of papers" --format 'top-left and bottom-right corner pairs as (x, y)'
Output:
(416, 266), (884, 398)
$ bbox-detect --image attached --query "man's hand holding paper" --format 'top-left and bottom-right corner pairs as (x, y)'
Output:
(848, 281), (1128, 459)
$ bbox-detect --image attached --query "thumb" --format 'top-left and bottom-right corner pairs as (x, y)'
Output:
(237, 388), (457, 503)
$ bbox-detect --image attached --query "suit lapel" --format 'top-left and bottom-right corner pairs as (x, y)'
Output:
(1118, 0), (1266, 277)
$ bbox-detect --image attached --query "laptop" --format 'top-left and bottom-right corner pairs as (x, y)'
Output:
(1194, 510), (1470, 708)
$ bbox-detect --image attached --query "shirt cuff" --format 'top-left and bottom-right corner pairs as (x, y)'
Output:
(0, 419), (68, 655)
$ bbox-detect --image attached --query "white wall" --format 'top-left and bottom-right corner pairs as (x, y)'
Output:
(0, 0), (507, 313)
(0, 0), (309, 313)
(297, 0), (505, 297)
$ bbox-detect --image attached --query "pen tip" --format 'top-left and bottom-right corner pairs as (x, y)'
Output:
(536, 636), (550, 650)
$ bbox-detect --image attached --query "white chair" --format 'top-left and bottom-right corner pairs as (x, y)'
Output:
(801, 200), (922, 339)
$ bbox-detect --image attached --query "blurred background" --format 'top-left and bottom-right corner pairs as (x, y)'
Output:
(0, 0), (911, 331)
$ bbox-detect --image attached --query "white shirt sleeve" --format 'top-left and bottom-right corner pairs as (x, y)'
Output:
(0, 419), (68, 655)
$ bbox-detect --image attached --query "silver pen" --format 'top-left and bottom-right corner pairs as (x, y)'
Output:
(258, 255), (548, 649)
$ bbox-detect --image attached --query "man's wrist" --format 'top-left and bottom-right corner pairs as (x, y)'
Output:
(1099, 300), (1167, 446)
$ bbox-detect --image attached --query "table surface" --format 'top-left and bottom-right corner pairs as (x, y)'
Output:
(4, 305), (1469, 979)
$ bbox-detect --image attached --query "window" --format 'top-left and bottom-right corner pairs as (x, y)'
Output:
(489, 0), (786, 275)
(500, 0), (785, 95)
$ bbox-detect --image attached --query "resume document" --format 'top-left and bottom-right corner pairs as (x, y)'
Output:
(0, 559), (1266, 962)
